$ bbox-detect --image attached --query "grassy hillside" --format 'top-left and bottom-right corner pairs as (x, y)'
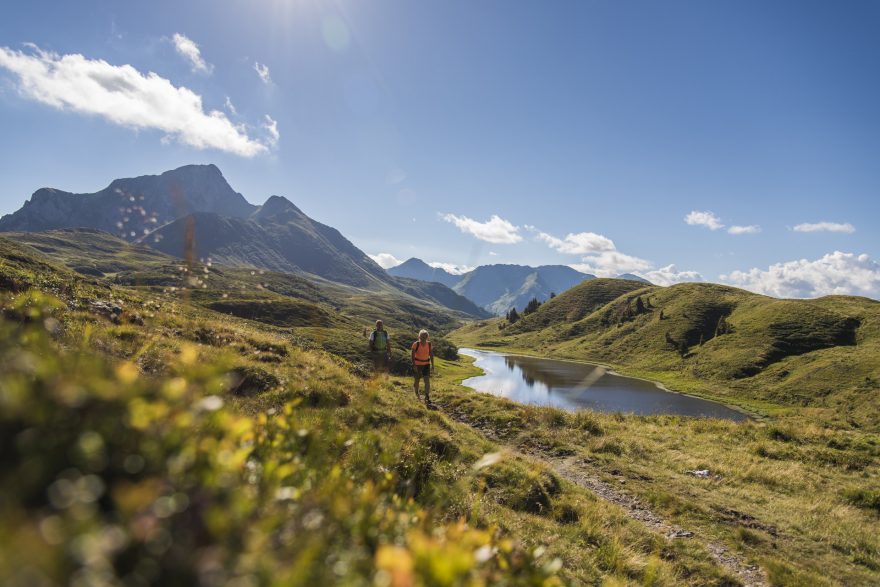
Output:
(3, 230), (490, 373)
(0, 236), (755, 585)
(452, 278), (880, 428)
(449, 279), (880, 584)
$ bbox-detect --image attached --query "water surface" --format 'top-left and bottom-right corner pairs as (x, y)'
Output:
(460, 348), (747, 420)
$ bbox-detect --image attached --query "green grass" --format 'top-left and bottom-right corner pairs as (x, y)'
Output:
(431, 356), (880, 586)
(0, 236), (749, 585)
(446, 278), (880, 585)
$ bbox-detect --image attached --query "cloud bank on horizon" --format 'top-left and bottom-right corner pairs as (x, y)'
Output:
(722, 251), (880, 299)
(0, 44), (277, 156)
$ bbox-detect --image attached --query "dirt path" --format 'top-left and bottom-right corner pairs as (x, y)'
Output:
(441, 404), (768, 587)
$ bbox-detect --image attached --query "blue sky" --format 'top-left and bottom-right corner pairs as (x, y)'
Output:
(1, 0), (878, 297)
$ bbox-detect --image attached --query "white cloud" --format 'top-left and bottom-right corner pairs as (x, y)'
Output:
(253, 61), (271, 84)
(224, 96), (237, 115)
(530, 228), (615, 254)
(793, 221), (855, 234)
(440, 213), (522, 244)
(369, 253), (402, 269)
(0, 44), (273, 157)
(534, 225), (700, 282)
(263, 114), (279, 148)
(641, 264), (703, 286)
(728, 225), (761, 235)
(489, 251), (498, 256)
(171, 33), (212, 74)
(685, 210), (725, 231)
(428, 261), (474, 275)
(569, 251), (653, 277)
(721, 251), (880, 299)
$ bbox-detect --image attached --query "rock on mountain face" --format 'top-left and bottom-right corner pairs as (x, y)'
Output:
(0, 164), (255, 239)
(144, 195), (391, 288)
(452, 264), (594, 315)
(387, 258), (461, 288)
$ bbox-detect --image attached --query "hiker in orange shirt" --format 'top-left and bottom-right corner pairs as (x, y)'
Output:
(411, 329), (435, 407)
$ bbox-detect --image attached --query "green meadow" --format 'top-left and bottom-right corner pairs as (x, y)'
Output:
(1, 233), (878, 586)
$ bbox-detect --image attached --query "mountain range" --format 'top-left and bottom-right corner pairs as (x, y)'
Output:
(388, 257), (653, 315)
(0, 164), (488, 318)
(0, 163), (652, 317)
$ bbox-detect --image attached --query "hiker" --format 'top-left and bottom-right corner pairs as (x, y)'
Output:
(411, 329), (435, 406)
(368, 320), (391, 371)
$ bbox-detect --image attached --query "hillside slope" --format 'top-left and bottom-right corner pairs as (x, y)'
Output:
(2, 230), (485, 357)
(453, 278), (880, 427)
(144, 195), (389, 288)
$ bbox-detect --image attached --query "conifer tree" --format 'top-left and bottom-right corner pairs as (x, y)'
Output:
(523, 297), (541, 315)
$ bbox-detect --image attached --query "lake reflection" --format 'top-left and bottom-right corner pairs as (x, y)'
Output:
(460, 348), (747, 420)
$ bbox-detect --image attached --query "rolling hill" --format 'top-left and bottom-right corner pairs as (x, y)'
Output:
(2, 229), (489, 360)
(452, 278), (880, 427)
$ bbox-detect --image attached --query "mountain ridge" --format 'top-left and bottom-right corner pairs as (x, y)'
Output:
(0, 164), (255, 238)
(0, 165), (487, 317)
(387, 258), (461, 288)
(389, 259), (595, 315)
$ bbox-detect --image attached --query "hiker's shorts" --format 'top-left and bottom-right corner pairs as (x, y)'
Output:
(371, 351), (389, 370)
(413, 364), (431, 382)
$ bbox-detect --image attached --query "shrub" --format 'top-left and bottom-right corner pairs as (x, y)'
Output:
(843, 488), (880, 512)
(481, 462), (562, 515)
(229, 365), (280, 396)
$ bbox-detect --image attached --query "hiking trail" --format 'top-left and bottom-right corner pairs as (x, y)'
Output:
(441, 403), (768, 587)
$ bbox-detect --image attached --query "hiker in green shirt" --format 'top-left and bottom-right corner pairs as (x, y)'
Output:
(368, 320), (391, 371)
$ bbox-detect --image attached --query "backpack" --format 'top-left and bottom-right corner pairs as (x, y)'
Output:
(371, 329), (388, 351)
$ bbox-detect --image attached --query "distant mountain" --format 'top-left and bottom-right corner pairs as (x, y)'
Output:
(452, 264), (594, 315)
(0, 164), (255, 239)
(617, 273), (652, 284)
(387, 258), (461, 288)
